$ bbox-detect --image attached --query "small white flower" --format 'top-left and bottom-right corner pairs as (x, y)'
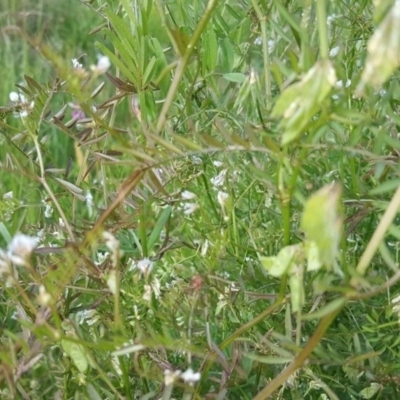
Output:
(210, 169), (227, 188)
(9, 91), (34, 118)
(254, 36), (262, 46)
(9, 92), (20, 102)
(143, 284), (152, 301)
(181, 368), (201, 383)
(103, 231), (120, 252)
(181, 190), (197, 200)
(77, 309), (100, 326)
(85, 191), (93, 207)
(85, 191), (94, 217)
(107, 270), (118, 295)
(37, 285), (51, 306)
(267, 39), (275, 53)
(201, 240), (210, 257)
(103, 231), (122, 267)
(183, 203), (199, 215)
(217, 191), (229, 208)
(164, 369), (182, 386)
(137, 258), (154, 276)
(3, 191), (13, 199)
(213, 160), (223, 168)
(191, 156), (202, 165)
(7, 233), (38, 265)
(91, 55), (111, 75)
(329, 46), (340, 58)
(151, 277), (161, 299)
(44, 203), (53, 218)
(327, 14), (336, 26)
(336, 79), (351, 89)
(72, 58), (83, 69)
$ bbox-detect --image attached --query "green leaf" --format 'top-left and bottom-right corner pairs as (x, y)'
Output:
(272, 60), (336, 145)
(359, 383), (383, 399)
(289, 270), (304, 313)
(223, 73), (246, 83)
(61, 339), (89, 373)
(202, 27), (218, 73)
(86, 384), (102, 400)
(300, 183), (343, 272)
(147, 206), (171, 251)
(300, 297), (347, 321)
(260, 244), (301, 277)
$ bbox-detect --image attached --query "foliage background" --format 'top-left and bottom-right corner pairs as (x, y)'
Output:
(1, 0), (400, 399)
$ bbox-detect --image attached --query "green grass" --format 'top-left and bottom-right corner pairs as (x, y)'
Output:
(1, 0), (400, 399)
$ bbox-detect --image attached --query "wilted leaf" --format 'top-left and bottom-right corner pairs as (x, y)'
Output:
(272, 60), (336, 145)
(300, 183), (343, 272)
(359, 383), (383, 399)
(358, 1), (400, 91)
(260, 244), (301, 277)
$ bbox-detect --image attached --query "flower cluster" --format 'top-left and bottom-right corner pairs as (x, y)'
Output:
(8, 91), (34, 118)
(0, 233), (38, 286)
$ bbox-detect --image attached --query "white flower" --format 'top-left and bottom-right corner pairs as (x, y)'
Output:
(210, 169), (227, 188)
(201, 240), (210, 257)
(3, 191), (13, 199)
(143, 284), (152, 301)
(37, 285), (51, 306)
(327, 14), (336, 27)
(336, 79), (351, 88)
(85, 191), (93, 207)
(137, 258), (154, 276)
(329, 46), (340, 58)
(91, 55), (111, 75)
(7, 233), (38, 265)
(85, 191), (94, 217)
(9, 91), (34, 118)
(103, 231), (120, 252)
(217, 191), (229, 208)
(151, 278), (161, 299)
(183, 203), (199, 215)
(213, 160), (223, 168)
(267, 39), (275, 53)
(191, 156), (202, 165)
(254, 36), (262, 46)
(44, 203), (53, 218)
(72, 58), (83, 69)
(164, 369), (181, 386)
(181, 190), (197, 200)
(77, 309), (100, 326)
(107, 270), (118, 295)
(181, 368), (201, 383)
(103, 231), (122, 267)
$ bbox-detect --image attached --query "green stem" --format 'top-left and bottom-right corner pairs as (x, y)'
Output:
(253, 303), (344, 399)
(156, 0), (218, 132)
(250, 0), (271, 110)
(355, 184), (400, 277)
(316, 0), (329, 60)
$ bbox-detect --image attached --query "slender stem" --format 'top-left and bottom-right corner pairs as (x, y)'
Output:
(250, 0), (271, 110)
(32, 135), (75, 240)
(253, 303), (344, 399)
(156, 0), (218, 132)
(316, 0), (329, 60)
(355, 184), (400, 277)
(40, 178), (75, 240)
